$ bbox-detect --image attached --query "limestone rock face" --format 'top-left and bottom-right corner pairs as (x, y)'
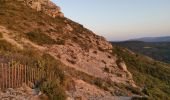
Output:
(26, 0), (42, 11)
(20, 0), (64, 17)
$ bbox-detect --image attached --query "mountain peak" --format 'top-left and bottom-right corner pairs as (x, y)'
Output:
(3, 0), (64, 17)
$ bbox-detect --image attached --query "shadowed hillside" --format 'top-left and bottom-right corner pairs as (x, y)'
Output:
(112, 45), (170, 100)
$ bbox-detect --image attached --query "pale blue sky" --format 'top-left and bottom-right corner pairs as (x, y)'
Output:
(52, 0), (170, 41)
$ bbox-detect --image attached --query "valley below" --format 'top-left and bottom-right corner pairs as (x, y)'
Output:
(111, 41), (170, 63)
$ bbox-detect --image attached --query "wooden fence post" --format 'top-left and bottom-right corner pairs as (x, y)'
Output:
(20, 65), (21, 86)
(19, 65), (21, 86)
(38, 68), (39, 80)
(11, 65), (14, 88)
(28, 67), (30, 87)
(0, 63), (51, 90)
(6, 64), (8, 89)
(24, 65), (26, 84)
(1, 64), (3, 90)
(7, 63), (10, 88)
(20, 65), (22, 86)
(14, 65), (17, 88)
(32, 68), (34, 83)
(30, 67), (32, 86)
(17, 65), (19, 87)
(21, 65), (23, 86)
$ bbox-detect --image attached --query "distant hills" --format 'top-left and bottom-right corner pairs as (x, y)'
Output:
(128, 36), (170, 42)
(111, 41), (170, 63)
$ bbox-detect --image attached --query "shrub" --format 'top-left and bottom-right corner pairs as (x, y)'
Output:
(37, 21), (46, 26)
(94, 78), (104, 88)
(104, 66), (110, 73)
(56, 38), (65, 45)
(40, 54), (66, 83)
(125, 86), (142, 95)
(0, 40), (18, 52)
(25, 29), (57, 45)
(94, 78), (110, 91)
(40, 79), (66, 100)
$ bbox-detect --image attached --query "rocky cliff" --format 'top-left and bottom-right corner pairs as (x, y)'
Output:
(0, 0), (142, 100)
(26, 0), (64, 17)
(2, 0), (64, 17)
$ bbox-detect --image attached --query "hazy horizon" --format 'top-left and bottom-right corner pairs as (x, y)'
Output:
(52, 0), (170, 41)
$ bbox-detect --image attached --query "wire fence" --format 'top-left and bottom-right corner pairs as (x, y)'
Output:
(0, 63), (53, 90)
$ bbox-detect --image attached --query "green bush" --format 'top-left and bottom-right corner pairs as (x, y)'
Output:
(125, 86), (142, 95)
(94, 78), (104, 88)
(93, 78), (109, 91)
(40, 54), (66, 83)
(25, 29), (57, 45)
(0, 40), (18, 52)
(40, 79), (66, 100)
(0, 40), (12, 51)
(104, 66), (110, 73)
(56, 38), (65, 45)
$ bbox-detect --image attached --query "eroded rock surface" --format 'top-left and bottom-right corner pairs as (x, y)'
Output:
(0, 84), (45, 100)
(2, 0), (64, 17)
(25, 0), (64, 17)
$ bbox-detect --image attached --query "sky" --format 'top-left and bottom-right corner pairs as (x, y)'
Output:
(52, 0), (170, 41)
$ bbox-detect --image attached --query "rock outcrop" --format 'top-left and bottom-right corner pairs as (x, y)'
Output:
(7, 0), (64, 17)
(28, 0), (63, 17)
(26, 0), (64, 17)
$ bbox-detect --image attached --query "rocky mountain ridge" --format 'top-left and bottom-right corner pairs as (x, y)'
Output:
(128, 36), (170, 42)
(2, 0), (64, 17)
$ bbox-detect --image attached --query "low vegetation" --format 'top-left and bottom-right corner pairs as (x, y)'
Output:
(25, 29), (57, 45)
(40, 79), (66, 100)
(0, 40), (19, 53)
(0, 41), (67, 99)
(112, 46), (170, 100)
(56, 38), (65, 45)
